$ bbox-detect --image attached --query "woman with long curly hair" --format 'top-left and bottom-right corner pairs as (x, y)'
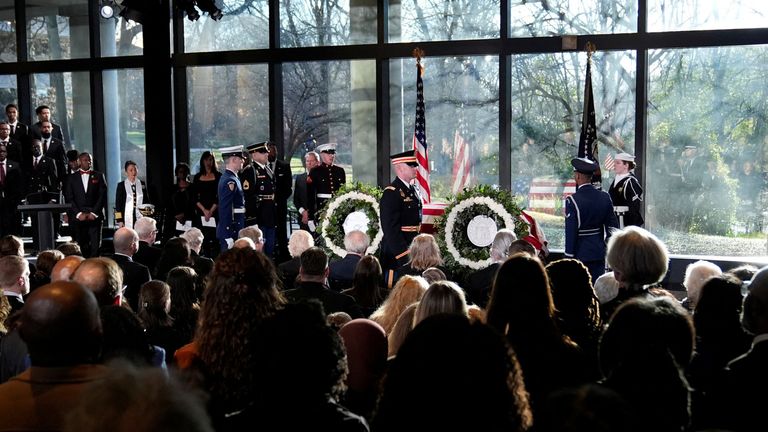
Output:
(176, 247), (285, 426)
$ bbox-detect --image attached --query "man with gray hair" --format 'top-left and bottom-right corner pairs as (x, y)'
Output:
(329, 230), (369, 292)
(72, 257), (124, 307)
(133, 217), (162, 272)
(238, 225), (264, 252)
(181, 227), (213, 280)
(465, 229), (517, 308)
(106, 227), (150, 311)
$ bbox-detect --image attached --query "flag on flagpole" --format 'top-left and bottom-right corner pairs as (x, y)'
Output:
(577, 44), (601, 185)
(451, 106), (471, 194)
(412, 57), (431, 204)
(604, 153), (615, 172)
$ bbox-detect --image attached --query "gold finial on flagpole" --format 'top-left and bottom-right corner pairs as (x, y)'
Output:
(413, 47), (425, 74)
(585, 41), (596, 60)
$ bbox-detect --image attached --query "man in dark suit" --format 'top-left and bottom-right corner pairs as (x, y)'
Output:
(0, 255), (30, 314)
(329, 230), (368, 292)
(268, 141), (292, 262)
(38, 121), (67, 184)
(0, 122), (23, 164)
(24, 139), (59, 251)
(5, 104), (28, 143)
(30, 105), (64, 142)
(180, 227), (213, 281)
(133, 217), (162, 272)
(293, 151), (319, 232)
(0, 144), (23, 236)
(107, 227), (151, 311)
(284, 247), (363, 318)
(64, 152), (107, 258)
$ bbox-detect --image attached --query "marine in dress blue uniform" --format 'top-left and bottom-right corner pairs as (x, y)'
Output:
(216, 145), (246, 251)
(307, 143), (346, 223)
(608, 152), (644, 228)
(240, 141), (277, 256)
(565, 157), (619, 282)
(380, 150), (423, 287)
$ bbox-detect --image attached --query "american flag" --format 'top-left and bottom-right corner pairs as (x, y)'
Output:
(412, 60), (431, 204)
(604, 153), (615, 172)
(578, 50), (601, 185)
(451, 106), (471, 194)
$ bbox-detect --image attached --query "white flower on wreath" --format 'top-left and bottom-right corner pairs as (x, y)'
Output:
(321, 191), (384, 258)
(444, 196), (516, 270)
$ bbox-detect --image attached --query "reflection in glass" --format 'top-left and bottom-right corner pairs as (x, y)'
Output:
(27, 0), (89, 60)
(509, 52), (636, 250)
(0, 75), (17, 108)
(100, 17), (143, 57)
(187, 64), (269, 172)
(647, 46), (768, 256)
(104, 69), (145, 225)
(281, 0), (376, 47)
(184, 0), (268, 52)
(390, 0), (499, 42)
(0, 0), (16, 62)
(31, 72), (92, 153)
(649, 0), (768, 32)
(389, 56), (499, 201)
(510, 0), (636, 36)
(283, 60), (376, 185)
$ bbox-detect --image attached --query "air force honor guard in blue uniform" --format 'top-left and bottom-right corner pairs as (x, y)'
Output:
(217, 145), (246, 251)
(240, 141), (277, 256)
(380, 150), (423, 287)
(564, 157), (619, 282)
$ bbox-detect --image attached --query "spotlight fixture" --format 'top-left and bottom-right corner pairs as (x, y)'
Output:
(196, 0), (223, 21)
(100, 4), (115, 19)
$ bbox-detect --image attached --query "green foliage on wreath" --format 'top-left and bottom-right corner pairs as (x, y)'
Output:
(434, 184), (528, 273)
(317, 182), (383, 258)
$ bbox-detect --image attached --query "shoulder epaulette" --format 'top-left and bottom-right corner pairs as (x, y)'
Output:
(384, 186), (396, 191)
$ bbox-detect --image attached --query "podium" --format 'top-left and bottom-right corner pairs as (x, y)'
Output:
(17, 202), (71, 251)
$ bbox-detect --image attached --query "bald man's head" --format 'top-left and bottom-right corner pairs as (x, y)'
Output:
(72, 258), (123, 307)
(113, 227), (139, 256)
(51, 255), (85, 282)
(18, 281), (102, 366)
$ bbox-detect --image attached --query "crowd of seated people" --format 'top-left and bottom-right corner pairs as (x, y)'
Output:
(0, 220), (767, 432)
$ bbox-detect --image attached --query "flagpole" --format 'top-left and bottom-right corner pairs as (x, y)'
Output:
(412, 47), (431, 204)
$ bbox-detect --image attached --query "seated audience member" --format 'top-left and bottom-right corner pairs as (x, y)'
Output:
(726, 264), (758, 288)
(599, 296), (694, 432)
(0, 282), (107, 431)
(0, 255), (30, 314)
(396, 234), (448, 281)
(180, 228), (213, 281)
(57, 241), (82, 257)
(64, 365), (214, 432)
(373, 314), (533, 432)
(327, 311), (352, 331)
(594, 271), (620, 304)
(681, 260), (722, 312)
(341, 255), (387, 317)
(175, 248), (285, 428)
(100, 305), (163, 367)
(30, 249), (64, 291)
(134, 217), (162, 271)
(413, 281), (469, 327)
(279, 230), (314, 290)
(338, 318), (388, 421)
(108, 227), (151, 311)
(369, 275), (429, 334)
(466, 228), (517, 308)
(0, 235), (25, 257)
(166, 266), (201, 343)
(601, 226), (670, 320)
(138, 280), (185, 364)
(51, 254), (84, 282)
(72, 257), (124, 307)
(329, 230), (369, 291)
(386, 302), (418, 358)
(421, 267), (447, 284)
(232, 302), (369, 431)
(238, 225), (264, 252)
(154, 237), (192, 281)
(486, 254), (592, 420)
(284, 247), (364, 319)
(508, 239), (537, 256)
(0, 296), (9, 333)
(232, 237), (255, 250)
(538, 384), (634, 432)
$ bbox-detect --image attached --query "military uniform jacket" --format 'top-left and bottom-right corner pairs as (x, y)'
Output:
(380, 177), (423, 270)
(564, 184), (618, 262)
(240, 162), (276, 228)
(306, 163), (346, 218)
(216, 169), (245, 241)
(609, 173), (644, 227)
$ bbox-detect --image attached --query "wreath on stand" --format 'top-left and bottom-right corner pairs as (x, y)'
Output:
(316, 182), (384, 259)
(434, 185), (528, 276)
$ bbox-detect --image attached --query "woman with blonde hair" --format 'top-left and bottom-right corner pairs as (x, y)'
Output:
(413, 281), (469, 326)
(396, 234), (448, 280)
(369, 275), (428, 334)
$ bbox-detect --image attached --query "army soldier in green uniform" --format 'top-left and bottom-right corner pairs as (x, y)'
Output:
(216, 145), (246, 251)
(306, 143), (346, 227)
(240, 141), (277, 256)
(380, 150), (423, 287)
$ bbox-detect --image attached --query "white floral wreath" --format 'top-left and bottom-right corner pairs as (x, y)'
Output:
(320, 191), (384, 258)
(444, 196), (517, 270)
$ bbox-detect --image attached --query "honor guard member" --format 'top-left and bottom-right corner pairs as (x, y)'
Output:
(565, 157), (619, 282)
(306, 143), (346, 227)
(240, 141), (277, 257)
(380, 150), (423, 287)
(217, 145), (246, 251)
(609, 152), (644, 228)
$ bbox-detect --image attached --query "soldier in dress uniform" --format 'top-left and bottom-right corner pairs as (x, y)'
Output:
(564, 157), (619, 282)
(380, 150), (423, 288)
(306, 143), (346, 227)
(240, 141), (277, 257)
(216, 145), (246, 251)
(609, 152), (644, 228)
